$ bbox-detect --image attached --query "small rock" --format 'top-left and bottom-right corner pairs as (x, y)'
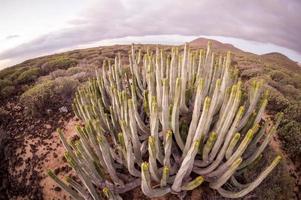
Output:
(45, 124), (52, 129)
(54, 186), (62, 192)
(59, 106), (68, 113)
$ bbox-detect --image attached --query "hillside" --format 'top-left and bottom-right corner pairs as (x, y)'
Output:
(0, 38), (301, 200)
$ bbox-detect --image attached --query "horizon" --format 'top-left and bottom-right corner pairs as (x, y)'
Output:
(1, 0), (301, 69)
(1, 35), (301, 70)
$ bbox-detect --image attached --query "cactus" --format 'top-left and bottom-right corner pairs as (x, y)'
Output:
(49, 43), (283, 199)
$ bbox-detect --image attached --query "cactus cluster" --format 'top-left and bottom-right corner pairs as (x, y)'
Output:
(48, 43), (283, 199)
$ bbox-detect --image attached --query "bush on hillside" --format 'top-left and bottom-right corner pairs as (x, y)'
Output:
(20, 77), (79, 116)
(0, 85), (16, 97)
(0, 79), (13, 91)
(16, 67), (41, 84)
(41, 57), (78, 73)
(266, 88), (290, 113)
(278, 120), (301, 162)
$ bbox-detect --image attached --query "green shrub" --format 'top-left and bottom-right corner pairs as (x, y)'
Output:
(6, 67), (28, 81)
(0, 66), (21, 80)
(50, 69), (67, 79)
(0, 79), (13, 90)
(0, 85), (16, 97)
(278, 120), (301, 161)
(20, 80), (56, 116)
(283, 102), (301, 122)
(266, 88), (290, 113)
(53, 77), (80, 99)
(0, 107), (10, 125)
(41, 57), (78, 73)
(20, 77), (79, 116)
(16, 67), (41, 84)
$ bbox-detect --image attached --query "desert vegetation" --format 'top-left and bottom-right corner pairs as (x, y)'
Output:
(47, 43), (284, 199)
(0, 39), (300, 200)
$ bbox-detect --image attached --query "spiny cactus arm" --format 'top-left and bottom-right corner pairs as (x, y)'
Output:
(183, 78), (205, 158)
(244, 122), (267, 158)
(76, 126), (102, 165)
(120, 121), (141, 177)
(202, 132), (217, 161)
(191, 96), (211, 143)
(150, 99), (164, 163)
(155, 47), (163, 109)
(196, 49), (204, 78)
(75, 141), (104, 182)
(253, 97), (268, 125)
(161, 78), (169, 133)
(230, 175), (250, 189)
(203, 53), (215, 98)
(225, 133), (241, 160)
(213, 84), (238, 134)
(209, 157), (242, 189)
(148, 136), (160, 181)
(141, 162), (171, 198)
(163, 130), (172, 167)
(181, 176), (204, 191)
(238, 80), (264, 131)
(128, 100), (142, 164)
(114, 57), (122, 92)
(58, 129), (77, 159)
(131, 45), (143, 91)
(171, 78), (185, 150)
(172, 140), (200, 193)
(65, 176), (89, 198)
(103, 187), (123, 200)
(48, 170), (85, 200)
(131, 97), (149, 135)
(97, 135), (124, 185)
(65, 152), (101, 200)
(169, 48), (178, 101)
(208, 82), (241, 161)
(160, 166), (170, 187)
(180, 43), (189, 113)
(217, 156), (281, 198)
(194, 106), (244, 172)
(206, 127), (256, 177)
(238, 125), (277, 169)
(86, 121), (113, 164)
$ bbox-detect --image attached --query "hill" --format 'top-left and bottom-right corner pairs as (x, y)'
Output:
(0, 38), (300, 200)
(189, 37), (243, 53)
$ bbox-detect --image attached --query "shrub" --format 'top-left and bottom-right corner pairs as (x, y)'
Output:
(41, 57), (78, 73)
(283, 101), (301, 122)
(20, 80), (56, 116)
(0, 79), (13, 91)
(50, 69), (68, 79)
(0, 85), (16, 97)
(20, 77), (79, 116)
(6, 67), (28, 81)
(53, 77), (80, 99)
(0, 107), (10, 125)
(241, 68), (263, 79)
(266, 87), (289, 113)
(278, 120), (301, 162)
(16, 67), (41, 84)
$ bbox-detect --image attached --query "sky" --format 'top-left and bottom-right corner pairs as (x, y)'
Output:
(0, 0), (301, 69)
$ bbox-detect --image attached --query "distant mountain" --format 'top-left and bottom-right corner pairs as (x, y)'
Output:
(261, 52), (300, 72)
(189, 37), (243, 53)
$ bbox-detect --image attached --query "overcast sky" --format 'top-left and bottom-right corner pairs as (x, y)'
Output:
(0, 0), (301, 69)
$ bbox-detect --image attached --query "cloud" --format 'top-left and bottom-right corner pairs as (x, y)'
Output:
(0, 0), (300, 62)
(5, 34), (20, 40)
